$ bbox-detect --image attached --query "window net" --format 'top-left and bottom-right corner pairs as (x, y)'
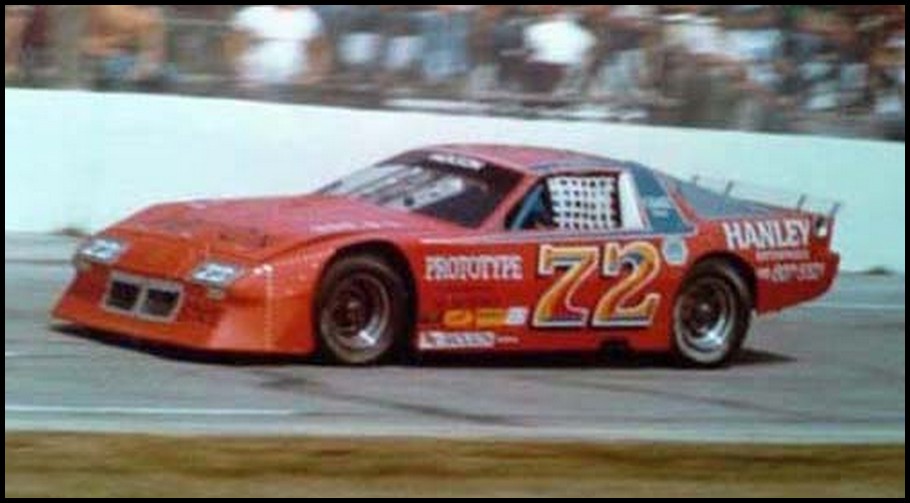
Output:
(547, 176), (620, 231)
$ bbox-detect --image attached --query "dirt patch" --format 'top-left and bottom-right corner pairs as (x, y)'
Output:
(5, 434), (905, 497)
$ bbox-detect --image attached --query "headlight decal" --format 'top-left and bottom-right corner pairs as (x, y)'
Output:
(77, 237), (128, 264)
(190, 262), (245, 288)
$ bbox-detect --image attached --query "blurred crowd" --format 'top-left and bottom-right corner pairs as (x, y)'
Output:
(5, 5), (905, 140)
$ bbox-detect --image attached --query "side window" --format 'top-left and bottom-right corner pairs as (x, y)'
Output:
(507, 173), (646, 232)
(547, 175), (621, 231)
(506, 183), (556, 230)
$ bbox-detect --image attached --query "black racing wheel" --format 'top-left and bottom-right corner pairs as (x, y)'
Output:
(315, 255), (409, 365)
(672, 259), (752, 368)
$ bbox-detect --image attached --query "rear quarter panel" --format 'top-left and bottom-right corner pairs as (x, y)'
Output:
(694, 217), (839, 314)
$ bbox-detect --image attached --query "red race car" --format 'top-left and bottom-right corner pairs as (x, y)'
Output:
(53, 145), (840, 367)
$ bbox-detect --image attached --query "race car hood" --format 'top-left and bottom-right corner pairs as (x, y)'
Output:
(115, 195), (451, 262)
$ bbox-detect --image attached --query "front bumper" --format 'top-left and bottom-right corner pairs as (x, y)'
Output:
(52, 265), (316, 356)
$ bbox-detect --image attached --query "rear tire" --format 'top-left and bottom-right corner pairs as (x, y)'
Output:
(672, 259), (752, 368)
(315, 255), (409, 365)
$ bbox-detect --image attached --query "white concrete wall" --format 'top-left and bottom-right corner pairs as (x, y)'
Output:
(5, 89), (905, 272)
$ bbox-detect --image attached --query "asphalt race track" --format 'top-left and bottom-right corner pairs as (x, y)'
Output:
(5, 234), (905, 443)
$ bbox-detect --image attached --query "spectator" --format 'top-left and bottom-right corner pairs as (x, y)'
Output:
(419, 5), (473, 88)
(165, 6), (235, 80)
(19, 5), (51, 82)
(229, 5), (330, 95)
(378, 5), (423, 88)
(310, 4), (356, 49)
(467, 5), (503, 93)
(5, 5), (33, 80)
(871, 7), (905, 140)
(721, 5), (787, 131)
(82, 5), (171, 91)
(468, 5), (527, 93)
(835, 7), (889, 114)
(523, 5), (596, 95)
(583, 5), (660, 116)
(335, 5), (383, 77)
(789, 6), (857, 113)
(659, 6), (741, 128)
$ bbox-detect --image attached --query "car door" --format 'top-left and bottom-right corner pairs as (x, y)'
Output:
(495, 170), (680, 352)
(414, 169), (688, 353)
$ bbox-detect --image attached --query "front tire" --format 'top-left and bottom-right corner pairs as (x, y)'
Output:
(315, 255), (409, 365)
(672, 260), (752, 368)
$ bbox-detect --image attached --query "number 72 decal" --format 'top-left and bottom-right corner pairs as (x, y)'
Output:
(533, 242), (661, 329)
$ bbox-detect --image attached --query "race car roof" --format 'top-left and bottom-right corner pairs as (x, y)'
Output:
(421, 144), (692, 234)
(425, 144), (628, 176)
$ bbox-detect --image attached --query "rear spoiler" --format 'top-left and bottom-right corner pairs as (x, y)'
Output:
(688, 176), (843, 220)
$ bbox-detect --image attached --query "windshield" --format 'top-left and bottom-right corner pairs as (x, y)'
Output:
(319, 159), (522, 228)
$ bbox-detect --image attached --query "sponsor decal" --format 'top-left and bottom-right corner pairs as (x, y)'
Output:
(426, 255), (524, 282)
(723, 219), (811, 252)
(495, 335), (520, 345)
(310, 221), (401, 234)
(662, 237), (689, 266)
(418, 331), (497, 350)
(504, 307), (530, 327)
(476, 308), (518, 329)
(442, 309), (474, 329)
(442, 307), (529, 329)
(428, 153), (486, 171)
(533, 242), (661, 329)
(755, 249), (811, 263)
(533, 245), (599, 327)
(757, 262), (827, 283)
(642, 196), (675, 219)
(311, 222), (358, 234)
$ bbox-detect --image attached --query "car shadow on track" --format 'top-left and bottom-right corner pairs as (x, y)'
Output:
(420, 348), (795, 369)
(51, 324), (795, 369)
(51, 324), (308, 366)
